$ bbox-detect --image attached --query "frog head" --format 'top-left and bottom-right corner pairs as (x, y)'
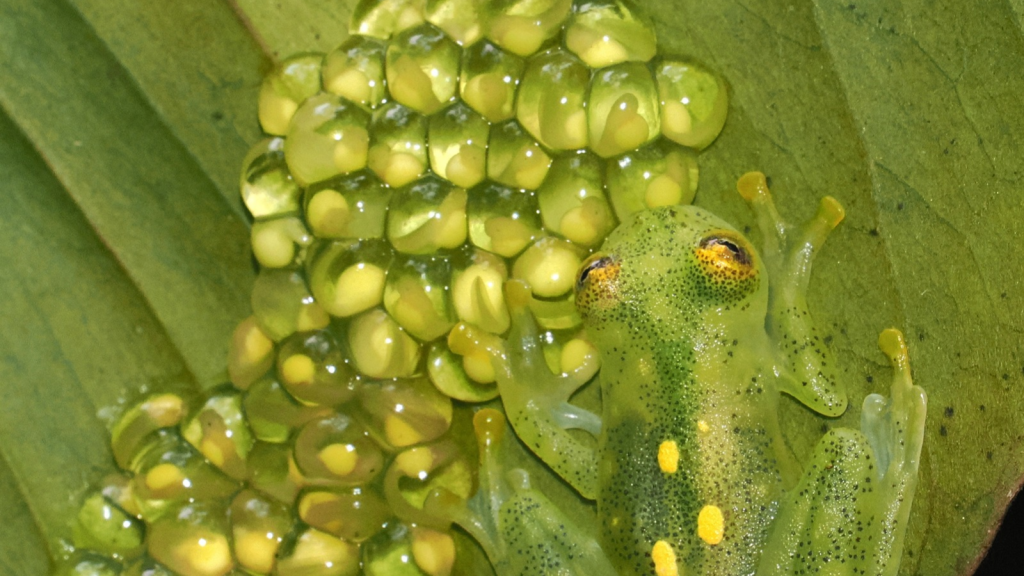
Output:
(575, 206), (767, 340)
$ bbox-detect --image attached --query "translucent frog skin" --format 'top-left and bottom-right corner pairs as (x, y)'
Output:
(444, 173), (927, 576)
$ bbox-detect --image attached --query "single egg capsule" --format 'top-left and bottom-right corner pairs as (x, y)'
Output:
(426, 0), (486, 45)
(305, 171), (392, 240)
(239, 137), (302, 220)
(537, 151), (615, 246)
(347, 308), (422, 378)
(447, 322), (505, 385)
(459, 40), (525, 123)
(605, 139), (699, 220)
(428, 102), (489, 189)
(229, 489), (293, 575)
(276, 527), (361, 576)
(128, 431), (240, 522)
(486, 120), (552, 190)
(528, 288), (582, 330)
(243, 376), (333, 444)
(72, 492), (145, 558)
(487, 0), (572, 57)
(362, 523), (438, 576)
(655, 57), (728, 150)
(528, 278), (585, 327)
(467, 181), (542, 258)
(284, 92), (371, 186)
(298, 487), (390, 542)
(258, 53), (323, 136)
(350, 0), (426, 40)
(411, 527), (457, 576)
(306, 238), (394, 318)
(538, 328), (600, 381)
(387, 175), (468, 255)
(587, 62), (661, 158)
(322, 35), (388, 108)
(277, 329), (361, 407)
(180, 386), (254, 480)
(384, 254), (456, 342)
(450, 245), (510, 334)
(293, 413), (384, 484)
(228, 316), (275, 391)
(147, 501), (234, 576)
(382, 441), (469, 527)
(385, 23), (461, 115)
(110, 393), (186, 469)
(246, 441), (304, 505)
(367, 102), (428, 188)
(516, 48), (591, 151)
(565, 0), (656, 68)
(512, 237), (585, 299)
(250, 268), (330, 341)
(426, 340), (500, 401)
(250, 216), (313, 269)
(359, 377), (453, 448)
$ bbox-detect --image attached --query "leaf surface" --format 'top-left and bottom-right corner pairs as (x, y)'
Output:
(0, 0), (1021, 574)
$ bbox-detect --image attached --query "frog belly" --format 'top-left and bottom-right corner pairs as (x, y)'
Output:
(598, 411), (783, 576)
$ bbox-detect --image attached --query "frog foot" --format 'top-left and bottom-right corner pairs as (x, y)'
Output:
(860, 329), (928, 562)
(424, 409), (616, 576)
(448, 279), (602, 499)
(737, 171), (849, 417)
(757, 328), (926, 576)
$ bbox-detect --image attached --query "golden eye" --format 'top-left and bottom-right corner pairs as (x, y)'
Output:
(575, 254), (622, 317)
(576, 254), (620, 292)
(695, 234), (756, 280)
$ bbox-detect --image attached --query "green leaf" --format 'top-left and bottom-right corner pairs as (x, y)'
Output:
(0, 0), (1021, 575)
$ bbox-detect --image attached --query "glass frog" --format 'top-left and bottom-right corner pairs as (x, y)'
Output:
(437, 172), (927, 576)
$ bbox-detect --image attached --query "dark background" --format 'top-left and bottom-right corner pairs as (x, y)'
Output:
(974, 490), (1024, 574)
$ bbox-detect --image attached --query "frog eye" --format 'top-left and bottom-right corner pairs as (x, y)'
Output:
(575, 253), (621, 318)
(576, 254), (619, 292)
(695, 234), (756, 280)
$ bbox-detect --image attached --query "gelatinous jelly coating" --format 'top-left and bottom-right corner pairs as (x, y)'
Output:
(67, 0), (732, 573)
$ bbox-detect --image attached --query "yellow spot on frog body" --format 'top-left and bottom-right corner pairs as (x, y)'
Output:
(697, 505), (725, 545)
(657, 440), (679, 474)
(652, 540), (678, 576)
(697, 420), (710, 433)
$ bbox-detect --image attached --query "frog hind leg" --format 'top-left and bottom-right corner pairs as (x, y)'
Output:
(426, 409), (616, 576)
(448, 279), (601, 499)
(756, 328), (927, 576)
(737, 172), (848, 417)
(859, 329), (927, 574)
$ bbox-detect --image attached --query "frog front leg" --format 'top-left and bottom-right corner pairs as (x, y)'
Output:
(757, 328), (927, 575)
(423, 409), (616, 576)
(737, 171), (848, 417)
(448, 279), (602, 499)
